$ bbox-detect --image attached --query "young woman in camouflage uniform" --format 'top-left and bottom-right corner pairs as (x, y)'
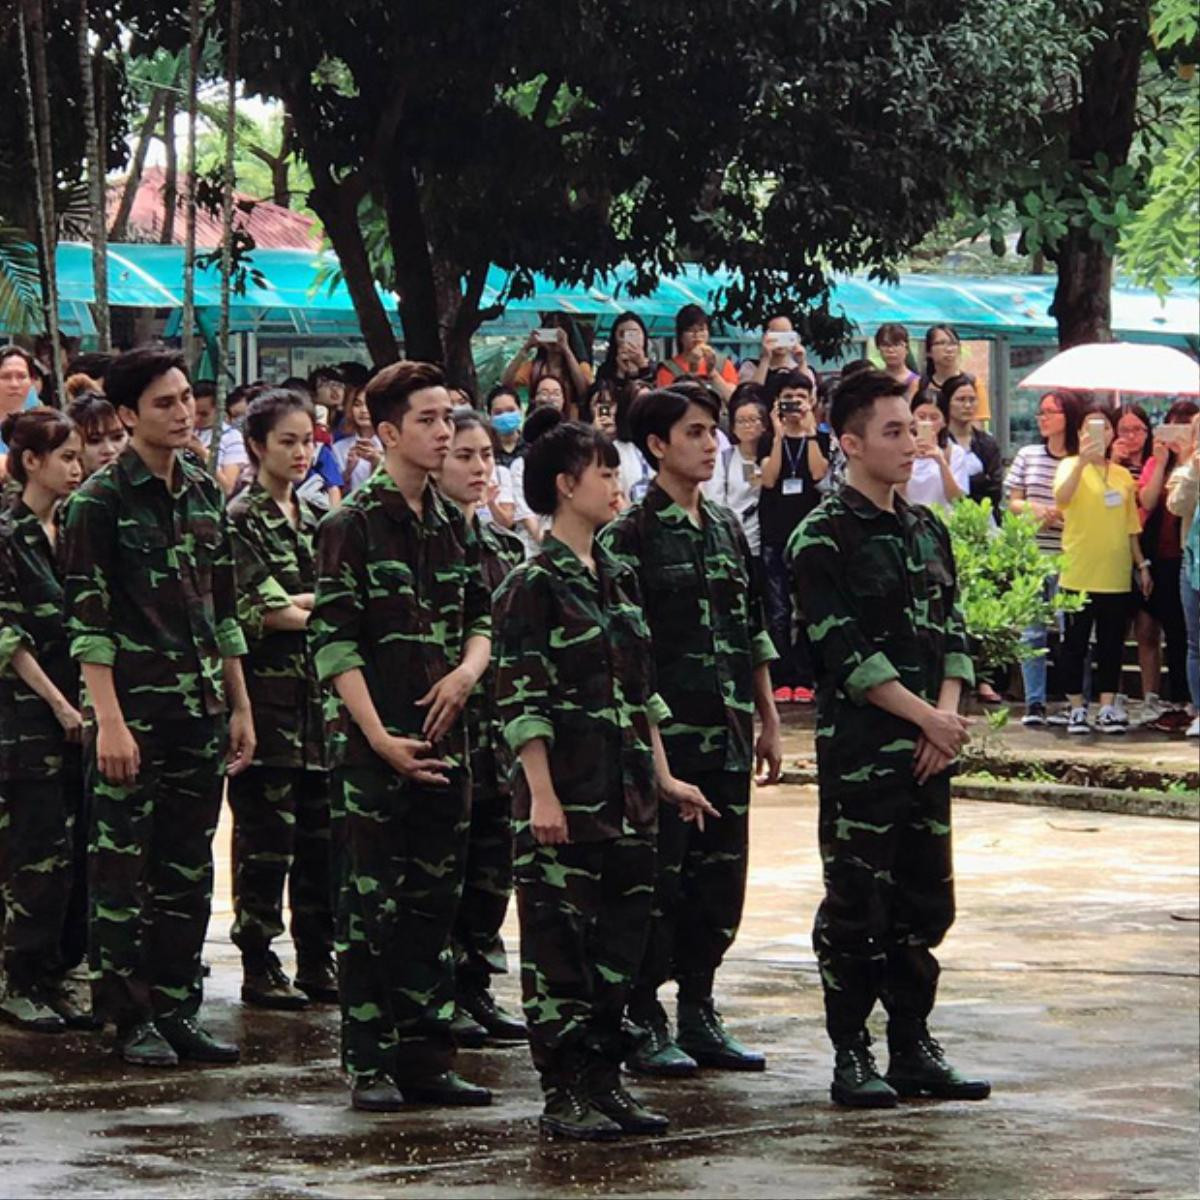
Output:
(493, 412), (714, 1141)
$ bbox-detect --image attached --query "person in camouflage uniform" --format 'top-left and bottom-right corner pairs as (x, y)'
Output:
(787, 369), (990, 1108)
(310, 361), (493, 1113)
(0, 409), (93, 1032)
(227, 389), (335, 1010)
(600, 384), (782, 1076)
(61, 347), (256, 1068)
(437, 410), (526, 1046)
(492, 413), (715, 1141)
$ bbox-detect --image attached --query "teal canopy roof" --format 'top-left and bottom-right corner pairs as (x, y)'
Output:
(22, 242), (1200, 347)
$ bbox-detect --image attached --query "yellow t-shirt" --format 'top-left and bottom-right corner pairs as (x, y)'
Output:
(1054, 457), (1142, 593)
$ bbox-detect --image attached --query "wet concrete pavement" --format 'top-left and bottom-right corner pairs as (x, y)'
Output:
(1, 783), (1197, 1199)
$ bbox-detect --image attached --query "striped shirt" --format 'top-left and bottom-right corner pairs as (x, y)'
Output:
(1004, 443), (1064, 554)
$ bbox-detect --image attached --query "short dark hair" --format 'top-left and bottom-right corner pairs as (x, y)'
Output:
(281, 376), (313, 397)
(364, 360), (445, 429)
(629, 386), (720, 465)
(106, 346), (189, 415)
(192, 378), (218, 401)
(227, 381), (267, 414)
(66, 350), (116, 380)
(521, 412), (620, 516)
(309, 365), (344, 388)
(0, 406), (77, 485)
(243, 387), (315, 465)
(0, 345), (35, 376)
(766, 369), (813, 402)
(486, 384), (522, 413)
(829, 369), (908, 438)
(674, 304), (710, 353)
(66, 391), (121, 440)
(874, 322), (909, 347)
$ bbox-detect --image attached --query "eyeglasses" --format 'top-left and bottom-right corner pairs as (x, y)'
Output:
(733, 416), (764, 428)
(928, 340), (958, 350)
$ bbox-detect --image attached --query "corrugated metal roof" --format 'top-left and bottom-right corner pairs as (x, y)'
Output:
(104, 167), (321, 251)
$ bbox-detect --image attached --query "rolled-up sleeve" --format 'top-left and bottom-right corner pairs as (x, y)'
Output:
(310, 507), (368, 682)
(492, 566), (556, 754)
(62, 484), (118, 666)
(212, 507), (248, 659)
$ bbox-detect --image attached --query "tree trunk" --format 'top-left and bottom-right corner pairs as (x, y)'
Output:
(109, 86), (167, 242)
(160, 90), (178, 243)
(1050, 233), (1114, 346)
(308, 172), (399, 366)
(384, 165), (443, 363)
(77, 0), (110, 351)
(273, 112), (294, 208)
(181, 0), (201, 366)
(217, 0), (240, 403)
(1050, 0), (1148, 349)
(19, 0), (65, 404)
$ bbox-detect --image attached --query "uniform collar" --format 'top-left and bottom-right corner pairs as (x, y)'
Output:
(117, 444), (205, 498)
(644, 479), (710, 529)
(365, 469), (448, 530)
(245, 478), (319, 533)
(540, 533), (618, 583)
(839, 483), (915, 525)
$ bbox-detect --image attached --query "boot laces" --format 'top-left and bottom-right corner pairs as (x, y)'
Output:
(844, 1042), (879, 1084)
(264, 951), (291, 988)
(918, 1034), (947, 1065)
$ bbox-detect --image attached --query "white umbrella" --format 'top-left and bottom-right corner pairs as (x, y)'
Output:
(1018, 342), (1200, 396)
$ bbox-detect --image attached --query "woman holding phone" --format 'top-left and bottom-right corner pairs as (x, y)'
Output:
(1054, 399), (1151, 736)
(596, 313), (657, 388)
(904, 393), (969, 511)
(1133, 401), (1200, 727)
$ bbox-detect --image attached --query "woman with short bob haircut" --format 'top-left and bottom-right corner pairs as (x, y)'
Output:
(492, 410), (714, 1142)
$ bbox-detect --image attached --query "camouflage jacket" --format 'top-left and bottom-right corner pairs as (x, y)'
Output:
(492, 534), (670, 846)
(61, 445), (247, 726)
(310, 470), (491, 770)
(465, 514), (523, 796)
(600, 481), (775, 775)
(228, 481), (326, 771)
(0, 502), (79, 780)
(787, 485), (975, 798)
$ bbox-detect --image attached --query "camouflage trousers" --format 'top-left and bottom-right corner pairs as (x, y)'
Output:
(451, 775), (513, 996)
(228, 766), (334, 965)
(87, 717), (225, 1029)
(516, 833), (655, 1086)
(813, 774), (955, 1045)
(331, 764), (469, 1086)
(631, 770), (750, 1009)
(0, 767), (87, 992)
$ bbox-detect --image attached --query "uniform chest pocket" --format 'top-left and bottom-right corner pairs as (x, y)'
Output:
(117, 524), (171, 555)
(191, 518), (221, 558)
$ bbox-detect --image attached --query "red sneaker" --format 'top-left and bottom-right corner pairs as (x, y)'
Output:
(773, 686), (794, 704)
(792, 686), (815, 704)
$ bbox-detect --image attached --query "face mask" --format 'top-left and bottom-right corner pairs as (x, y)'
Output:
(493, 411), (523, 436)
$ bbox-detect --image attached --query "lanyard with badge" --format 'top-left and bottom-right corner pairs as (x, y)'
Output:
(1094, 462), (1122, 508)
(782, 437), (806, 496)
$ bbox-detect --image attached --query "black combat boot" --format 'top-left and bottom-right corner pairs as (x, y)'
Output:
(625, 997), (698, 1077)
(156, 1015), (240, 1063)
(676, 998), (766, 1071)
(399, 1070), (492, 1107)
(830, 1031), (899, 1108)
(458, 988), (527, 1043)
(886, 1026), (991, 1100)
(242, 950), (309, 1010)
(294, 953), (339, 1003)
(585, 1056), (669, 1134)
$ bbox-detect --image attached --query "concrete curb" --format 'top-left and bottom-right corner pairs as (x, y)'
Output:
(779, 769), (1199, 821)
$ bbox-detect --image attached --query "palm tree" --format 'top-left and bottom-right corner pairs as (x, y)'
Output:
(0, 229), (42, 335)
(216, 0), (240, 404)
(77, 0), (110, 350)
(18, 0), (65, 403)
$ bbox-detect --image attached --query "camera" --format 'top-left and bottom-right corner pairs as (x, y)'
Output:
(779, 400), (805, 416)
(534, 328), (559, 346)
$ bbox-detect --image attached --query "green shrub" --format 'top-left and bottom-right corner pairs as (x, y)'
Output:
(944, 498), (1083, 674)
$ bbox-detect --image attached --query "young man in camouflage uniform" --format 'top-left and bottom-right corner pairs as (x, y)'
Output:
(62, 346), (256, 1067)
(601, 384), (783, 1076)
(787, 369), (991, 1108)
(227, 388), (335, 1010)
(493, 414), (715, 1140)
(437, 411), (526, 1047)
(310, 361), (493, 1113)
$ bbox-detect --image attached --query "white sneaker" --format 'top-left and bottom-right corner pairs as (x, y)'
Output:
(1045, 708), (1071, 727)
(1113, 693), (1131, 724)
(1187, 717), (1200, 739)
(1138, 692), (1165, 725)
(1067, 706), (1091, 735)
(1097, 704), (1127, 735)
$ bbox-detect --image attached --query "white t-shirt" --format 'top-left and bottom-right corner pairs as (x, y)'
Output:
(510, 455), (551, 559)
(616, 440), (653, 504)
(906, 442), (971, 511)
(703, 446), (763, 555)
(197, 422), (248, 468)
(331, 434), (383, 493)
